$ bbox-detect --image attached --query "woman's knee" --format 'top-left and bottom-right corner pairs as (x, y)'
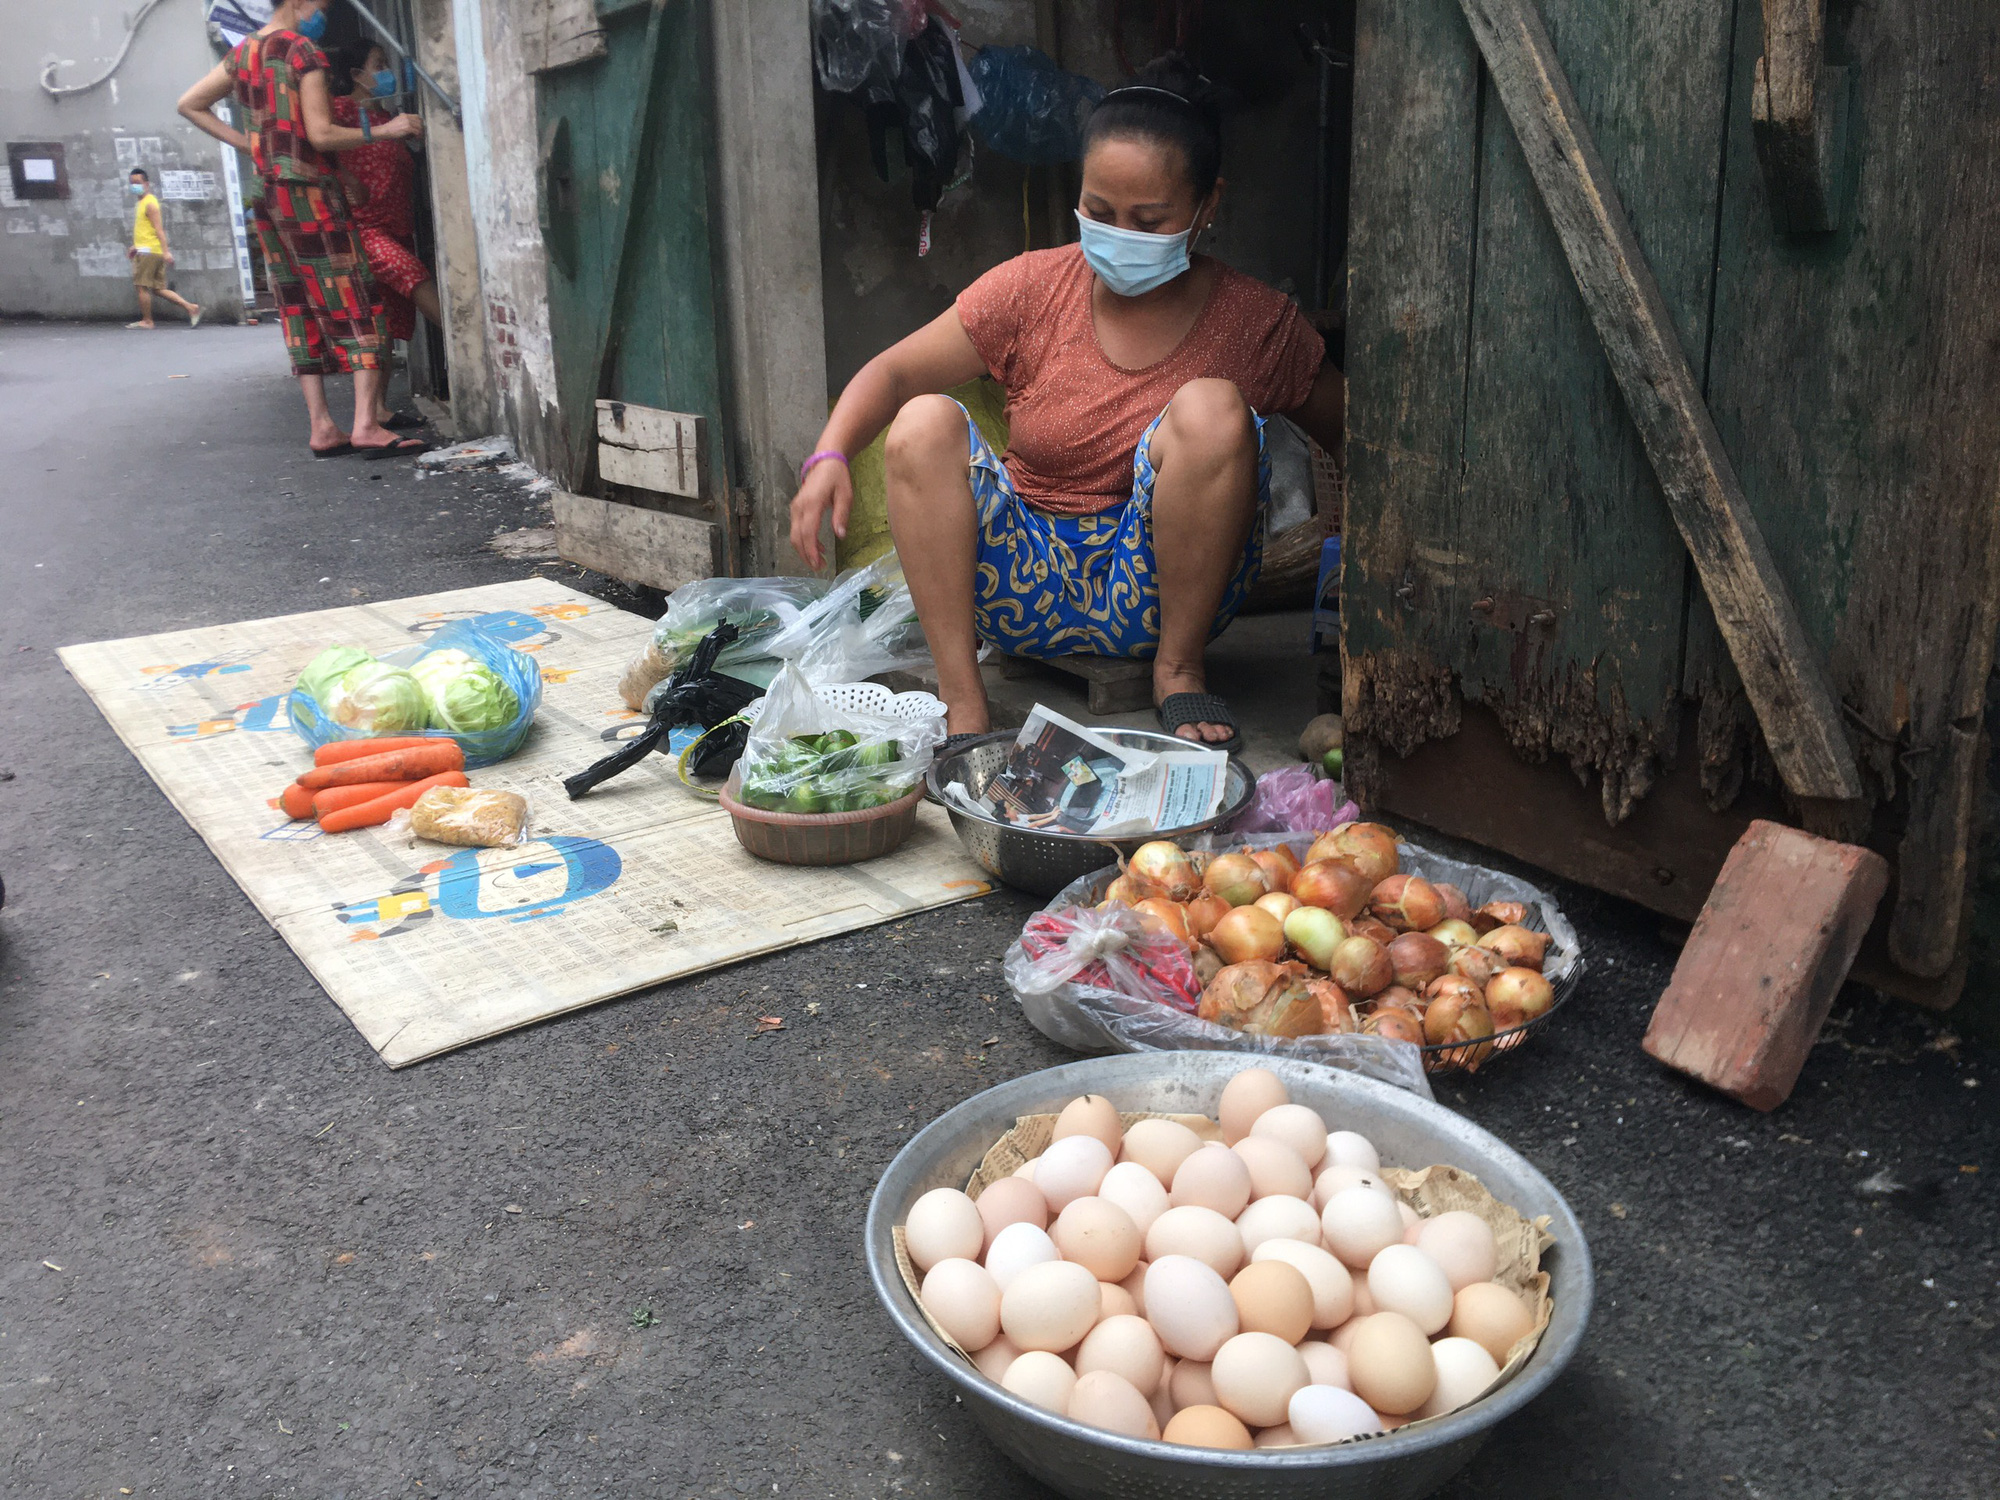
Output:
(884, 394), (968, 483)
(1162, 378), (1255, 455)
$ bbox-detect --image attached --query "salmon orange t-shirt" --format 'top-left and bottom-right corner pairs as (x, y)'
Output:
(955, 244), (1325, 515)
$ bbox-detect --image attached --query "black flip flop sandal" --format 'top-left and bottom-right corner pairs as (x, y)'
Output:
(309, 442), (357, 459)
(358, 438), (433, 461)
(382, 410), (427, 430)
(1157, 692), (1243, 756)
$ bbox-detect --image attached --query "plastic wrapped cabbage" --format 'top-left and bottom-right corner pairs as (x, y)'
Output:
(413, 649), (520, 733)
(294, 646), (373, 712)
(325, 661), (429, 733)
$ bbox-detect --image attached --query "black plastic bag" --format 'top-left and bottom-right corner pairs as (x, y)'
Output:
(563, 623), (760, 799)
(863, 16), (965, 212)
(966, 45), (1104, 165)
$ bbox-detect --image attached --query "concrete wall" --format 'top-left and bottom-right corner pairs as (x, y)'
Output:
(817, 0), (1343, 391)
(0, 0), (248, 321)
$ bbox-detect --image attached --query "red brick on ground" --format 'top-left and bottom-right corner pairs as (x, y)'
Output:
(1643, 819), (1889, 1111)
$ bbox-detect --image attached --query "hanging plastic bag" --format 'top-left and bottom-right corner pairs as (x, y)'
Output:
(810, 0), (919, 95)
(764, 551), (932, 684)
(884, 15), (967, 212)
(734, 661), (942, 813)
(966, 45), (1105, 165)
(1229, 764), (1360, 834)
(617, 575), (829, 711)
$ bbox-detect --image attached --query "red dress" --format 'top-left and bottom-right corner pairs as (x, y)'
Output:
(331, 94), (431, 340)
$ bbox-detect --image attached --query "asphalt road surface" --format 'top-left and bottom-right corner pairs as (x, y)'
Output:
(2, 320), (1995, 1500)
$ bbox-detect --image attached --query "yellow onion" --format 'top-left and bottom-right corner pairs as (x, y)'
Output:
(1423, 987), (1493, 1047)
(1328, 935), (1393, 997)
(1307, 823), (1401, 884)
(1282, 905), (1348, 970)
(1434, 882), (1472, 924)
(1210, 905), (1287, 965)
(1361, 1007), (1425, 1045)
(1447, 944), (1507, 988)
(1183, 893), (1231, 940)
(1373, 984), (1426, 1014)
(1129, 840), (1200, 900)
(1486, 967), (1555, 1029)
(1349, 915), (1399, 946)
(1426, 918), (1479, 949)
(1386, 932), (1451, 989)
(1204, 853), (1269, 908)
(1103, 874), (1155, 907)
(1247, 846), (1301, 895)
(1198, 961), (1324, 1038)
(1478, 925), (1550, 972)
(1307, 977), (1355, 1033)
(1255, 891), (1302, 923)
(1290, 859), (1373, 919)
(1368, 875), (1447, 933)
(1133, 897), (1193, 947)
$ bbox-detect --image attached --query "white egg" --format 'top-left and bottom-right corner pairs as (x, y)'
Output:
(971, 1332), (1023, 1382)
(1251, 1238), (1355, 1329)
(1311, 1164), (1396, 1211)
(1415, 1336), (1502, 1418)
(1098, 1160), (1171, 1235)
(1234, 1195), (1323, 1256)
(1297, 1339), (1349, 1390)
(1366, 1245), (1454, 1335)
(1170, 1143), (1253, 1218)
(1231, 1136), (1314, 1201)
(1002, 1349), (1077, 1412)
(1249, 1104), (1330, 1168)
(1035, 1134), (1114, 1212)
(1012, 1158), (1040, 1180)
(1143, 1255), (1240, 1361)
(1169, 1357), (1219, 1411)
(1253, 1421), (1302, 1448)
(1067, 1369), (1160, 1440)
(984, 1221), (1059, 1291)
(999, 1259), (1101, 1353)
(1289, 1383), (1383, 1443)
(919, 1257), (1001, 1351)
(1210, 1331), (1311, 1428)
(1321, 1186), (1405, 1269)
(1120, 1118), (1205, 1184)
(1323, 1130), (1381, 1171)
(905, 1188), (984, 1272)
(1416, 1210), (1499, 1291)
(1145, 1204), (1245, 1278)
(1075, 1314), (1166, 1396)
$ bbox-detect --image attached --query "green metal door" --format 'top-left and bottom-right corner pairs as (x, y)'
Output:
(537, 0), (729, 505)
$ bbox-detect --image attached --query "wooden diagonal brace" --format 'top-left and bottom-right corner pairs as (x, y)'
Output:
(1456, 0), (1864, 803)
(1751, 0), (1851, 233)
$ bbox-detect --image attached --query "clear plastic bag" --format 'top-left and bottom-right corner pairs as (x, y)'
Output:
(764, 551), (932, 684)
(965, 45), (1105, 165)
(289, 622), (543, 770)
(388, 786), (532, 848)
(810, 0), (919, 95)
(1229, 764), (1361, 834)
(733, 661), (943, 813)
(1010, 903), (1204, 1011)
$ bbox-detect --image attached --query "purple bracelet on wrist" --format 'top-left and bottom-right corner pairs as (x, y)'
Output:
(799, 449), (848, 481)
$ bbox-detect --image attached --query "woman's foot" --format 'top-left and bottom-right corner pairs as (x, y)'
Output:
(1153, 662), (1234, 743)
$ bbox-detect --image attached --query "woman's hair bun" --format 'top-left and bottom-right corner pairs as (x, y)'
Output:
(1084, 51), (1224, 199)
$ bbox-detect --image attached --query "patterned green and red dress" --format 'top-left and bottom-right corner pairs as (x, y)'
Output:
(225, 27), (387, 374)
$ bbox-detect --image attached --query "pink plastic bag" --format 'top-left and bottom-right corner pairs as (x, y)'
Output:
(1229, 764), (1359, 835)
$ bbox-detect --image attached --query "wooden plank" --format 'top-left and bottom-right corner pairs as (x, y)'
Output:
(552, 489), (720, 591)
(1750, 0), (1847, 233)
(1339, 0), (1483, 796)
(1455, 0), (1862, 805)
(595, 399), (705, 499)
(1704, 0), (2000, 976)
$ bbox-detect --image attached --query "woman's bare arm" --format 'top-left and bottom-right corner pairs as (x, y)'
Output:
(1284, 362), (1347, 462)
(788, 307), (990, 569)
(301, 69), (423, 152)
(177, 63), (252, 154)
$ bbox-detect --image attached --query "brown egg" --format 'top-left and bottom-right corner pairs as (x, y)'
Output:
(1231, 1136), (1314, 1201)
(1053, 1094), (1126, 1155)
(974, 1176), (1049, 1254)
(1052, 1196), (1142, 1282)
(1228, 1261), (1315, 1345)
(1210, 1332), (1311, 1427)
(1068, 1369), (1161, 1440)
(1162, 1404), (1254, 1450)
(1218, 1068), (1290, 1144)
(1075, 1314), (1166, 1396)
(1171, 1144), (1253, 1218)
(1448, 1281), (1536, 1363)
(1346, 1311), (1437, 1415)
(1169, 1357), (1219, 1411)
(1097, 1280), (1138, 1322)
(1121, 1118), (1206, 1184)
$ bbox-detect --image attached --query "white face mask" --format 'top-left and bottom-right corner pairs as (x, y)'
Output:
(1075, 213), (1195, 298)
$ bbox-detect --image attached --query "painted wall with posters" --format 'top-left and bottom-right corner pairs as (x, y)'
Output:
(0, 0), (250, 320)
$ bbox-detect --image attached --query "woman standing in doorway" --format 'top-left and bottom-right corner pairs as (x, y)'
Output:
(176, 0), (430, 458)
(329, 37), (444, 430)
(788, 57), (1344, 752)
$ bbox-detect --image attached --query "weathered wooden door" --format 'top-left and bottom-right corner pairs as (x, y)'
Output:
(1343, 0), (2000, 986)
(536, 0), (732, 570)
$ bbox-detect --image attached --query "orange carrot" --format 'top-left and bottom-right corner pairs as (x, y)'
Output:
(298, 741), (466, 790)
(313, 736), (439, 767)
(279, 782), (316, 821)
(317, 771), (470, 834)
(311, 779), (416, 817)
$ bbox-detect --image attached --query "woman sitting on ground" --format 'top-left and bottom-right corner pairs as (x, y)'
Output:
(788, 56), (1344, 751)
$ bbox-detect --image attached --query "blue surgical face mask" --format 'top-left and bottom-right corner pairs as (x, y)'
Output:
(129, 181), (146, 197)
(1075, 212), (1195, 298)
(295, 7), (328, 42)
(369, 69), (398, 99)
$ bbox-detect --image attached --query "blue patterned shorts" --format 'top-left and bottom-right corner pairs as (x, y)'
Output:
(962, 401), (1272, 660)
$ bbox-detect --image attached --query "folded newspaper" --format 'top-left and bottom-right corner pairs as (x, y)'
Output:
(944, 706), (1229, 837)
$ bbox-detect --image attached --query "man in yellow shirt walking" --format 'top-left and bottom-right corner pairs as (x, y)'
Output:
(126, 168), (202, 330)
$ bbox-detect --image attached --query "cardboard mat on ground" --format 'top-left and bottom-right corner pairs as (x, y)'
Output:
(60, 580), (993, 1067)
